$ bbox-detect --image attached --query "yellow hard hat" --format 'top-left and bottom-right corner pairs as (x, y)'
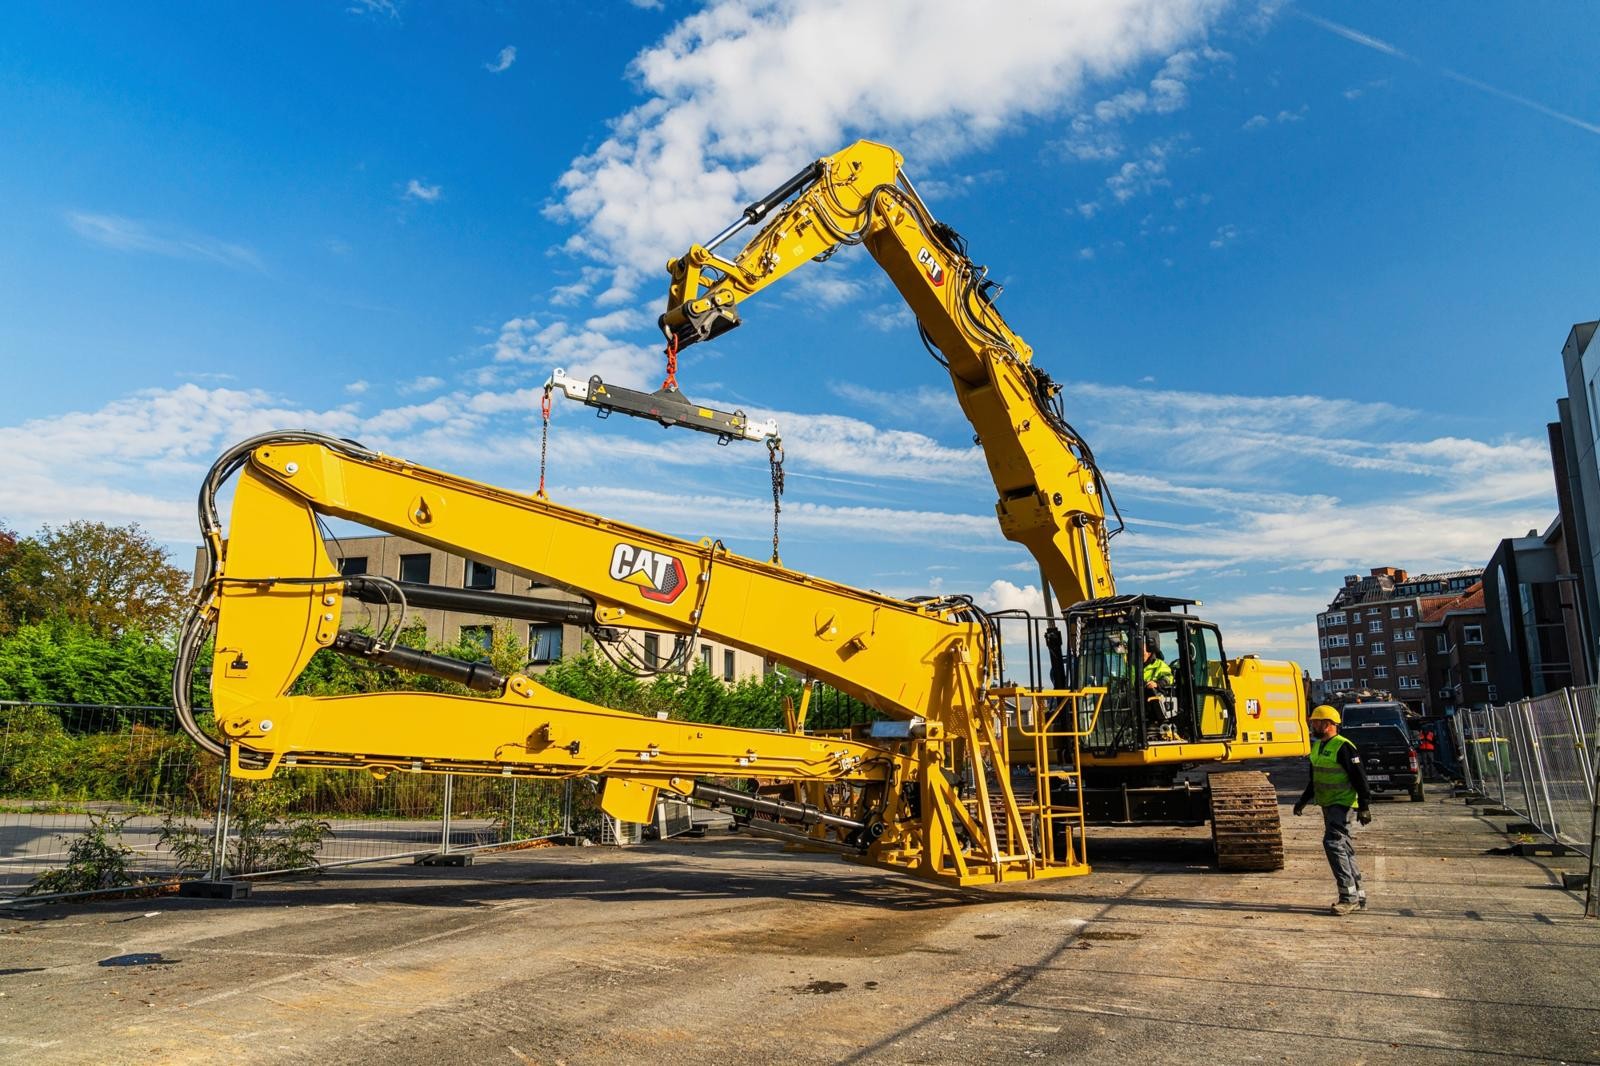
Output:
(1309, 705), (1341, 724)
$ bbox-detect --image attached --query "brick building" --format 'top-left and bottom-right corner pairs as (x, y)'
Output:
(197, 532), (769, 683)
(1416, 582), (1493, 715)
(1316, 566), (1483, 715)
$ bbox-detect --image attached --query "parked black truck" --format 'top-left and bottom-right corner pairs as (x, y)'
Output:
(1343, 723), (1425, 802)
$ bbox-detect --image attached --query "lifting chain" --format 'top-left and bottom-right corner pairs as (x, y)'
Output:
(536, 383), (553, 499)
(767, 436), (785, 565)
(661, 333), (680, 393)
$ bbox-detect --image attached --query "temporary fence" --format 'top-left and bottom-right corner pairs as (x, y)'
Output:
(0, 701), (683, 903)
(1459, 689), (1596, 852)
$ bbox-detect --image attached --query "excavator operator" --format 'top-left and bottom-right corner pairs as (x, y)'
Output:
(1142, 643), (1176, 740)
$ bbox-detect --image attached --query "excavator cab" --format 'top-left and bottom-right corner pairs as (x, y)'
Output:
(1067, 595), (1237, 755)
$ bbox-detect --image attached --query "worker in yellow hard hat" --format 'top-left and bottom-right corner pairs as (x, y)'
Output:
(1294, 705), (1373, 915)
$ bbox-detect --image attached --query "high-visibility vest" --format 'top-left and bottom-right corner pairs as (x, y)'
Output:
(1143, 659), (1173, 686)
(1420, 731), (1435, 752)
(1310, 734), (1359, 808)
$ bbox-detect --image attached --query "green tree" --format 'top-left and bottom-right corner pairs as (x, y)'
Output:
(0, 621), (176, 706)
(0, 521), (189, 637)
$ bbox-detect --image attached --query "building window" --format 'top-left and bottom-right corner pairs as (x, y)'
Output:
(465, 560), (496, 590)
(1406, 652), (1418, 665)
(1436, 634), (1448, 653)
(723, 649), (735, 682)
(338, 555), (368, 576)
(1330, 612), (1346, 626)
(400, 553), (432, 584)
(1373, 666), (1389, 679)
(1399, 675), (1417, 689)
(460, 624), (493, 651)
(1390, 607), (1400, 619)
(1371, 642), (1385, 655)
(643, 632), (659, 665)
(1468, 664), (1489, 684)
(1357, 656), (1366, 667)
(528, 624), (563, 664)
(1358, 676), (1367, 687)
(701, 644), (713, 671)
(1463, 625), (1483, 645)
(1368, 620), (1383, 632)
(1354, 632), (1364, 645)
(1404, 605), (1414, 618)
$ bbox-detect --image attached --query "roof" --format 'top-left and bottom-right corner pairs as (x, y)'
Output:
(1418, 581), (1485, 625)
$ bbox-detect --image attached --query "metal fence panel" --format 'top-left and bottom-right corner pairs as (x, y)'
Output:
(0, 703), (214, 897)
(1, 702), (583, 900)
(1527, 692), (1592, 846)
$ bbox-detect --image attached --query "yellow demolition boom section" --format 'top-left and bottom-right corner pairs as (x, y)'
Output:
(175, 432), (1103, 886)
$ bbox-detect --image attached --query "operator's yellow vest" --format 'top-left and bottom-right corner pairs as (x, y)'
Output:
(1310, 734), (1359, 808)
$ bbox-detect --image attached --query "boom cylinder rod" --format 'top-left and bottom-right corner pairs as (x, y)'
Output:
(692, 780), (865, 831)
(330, 632), (508, 693)
(345, 578), (600, 628)
(704, 160), (825, 252)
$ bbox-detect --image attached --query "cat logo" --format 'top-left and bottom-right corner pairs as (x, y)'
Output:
(1246, 698), (1262, 719)
(916, 247), (945, 287)
(608, 543), (687, 604)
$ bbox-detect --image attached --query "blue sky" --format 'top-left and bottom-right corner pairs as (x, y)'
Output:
(1, 0), (1595, 675)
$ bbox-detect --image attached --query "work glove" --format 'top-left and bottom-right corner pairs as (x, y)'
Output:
(1357, 809), (1372, 826)
(1292, 802), (1305, 817)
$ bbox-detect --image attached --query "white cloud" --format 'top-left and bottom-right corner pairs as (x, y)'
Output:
(976, 579), (1046, 614)
(485, 45), (517, 73)
(861, 304), (915, 332)
(66, 212), (263, 271)
(398, 375), (445, 395)
(403, 179), (442, 203)
(1242, 114), (1269, 130)
(1105, 141), (1176, 202)
(1078, 247), (1096, 260)
(583, 307), (649, 333)
(548, 0), (1229, 274)
(1209, 223), (1239, 248)
(347, 0), (399, 19)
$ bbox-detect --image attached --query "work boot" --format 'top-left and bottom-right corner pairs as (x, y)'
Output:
(1358, 893), (1368, 911)
(1330, 900), (1360, 916)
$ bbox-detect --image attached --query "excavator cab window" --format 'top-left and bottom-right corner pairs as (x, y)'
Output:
(1072, 620), (1139, 751)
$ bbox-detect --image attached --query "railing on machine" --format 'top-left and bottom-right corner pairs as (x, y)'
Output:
(996, 684), (1106, 874)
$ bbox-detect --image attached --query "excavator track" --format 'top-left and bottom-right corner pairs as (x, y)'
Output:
(1208, 771), (1285, 871)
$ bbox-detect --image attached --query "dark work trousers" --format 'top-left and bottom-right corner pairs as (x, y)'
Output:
(1322, 804), (1364, 902)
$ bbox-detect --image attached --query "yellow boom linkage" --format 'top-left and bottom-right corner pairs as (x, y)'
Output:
(658, 140), (1116, 611)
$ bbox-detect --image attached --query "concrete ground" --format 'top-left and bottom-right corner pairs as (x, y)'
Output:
(2, 765), (1597, 1065)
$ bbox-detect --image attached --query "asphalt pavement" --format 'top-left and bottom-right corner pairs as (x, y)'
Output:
(2, 763), (1597, 1065)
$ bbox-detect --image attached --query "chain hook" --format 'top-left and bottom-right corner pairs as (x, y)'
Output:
(767, 436), (785, 565)
(536, 383), (554, 499)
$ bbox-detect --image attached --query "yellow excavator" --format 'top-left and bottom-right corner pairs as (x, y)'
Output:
(174, 141), (1307, 887)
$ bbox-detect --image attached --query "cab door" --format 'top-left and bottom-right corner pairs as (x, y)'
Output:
(1184, 622), (1236, 741)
